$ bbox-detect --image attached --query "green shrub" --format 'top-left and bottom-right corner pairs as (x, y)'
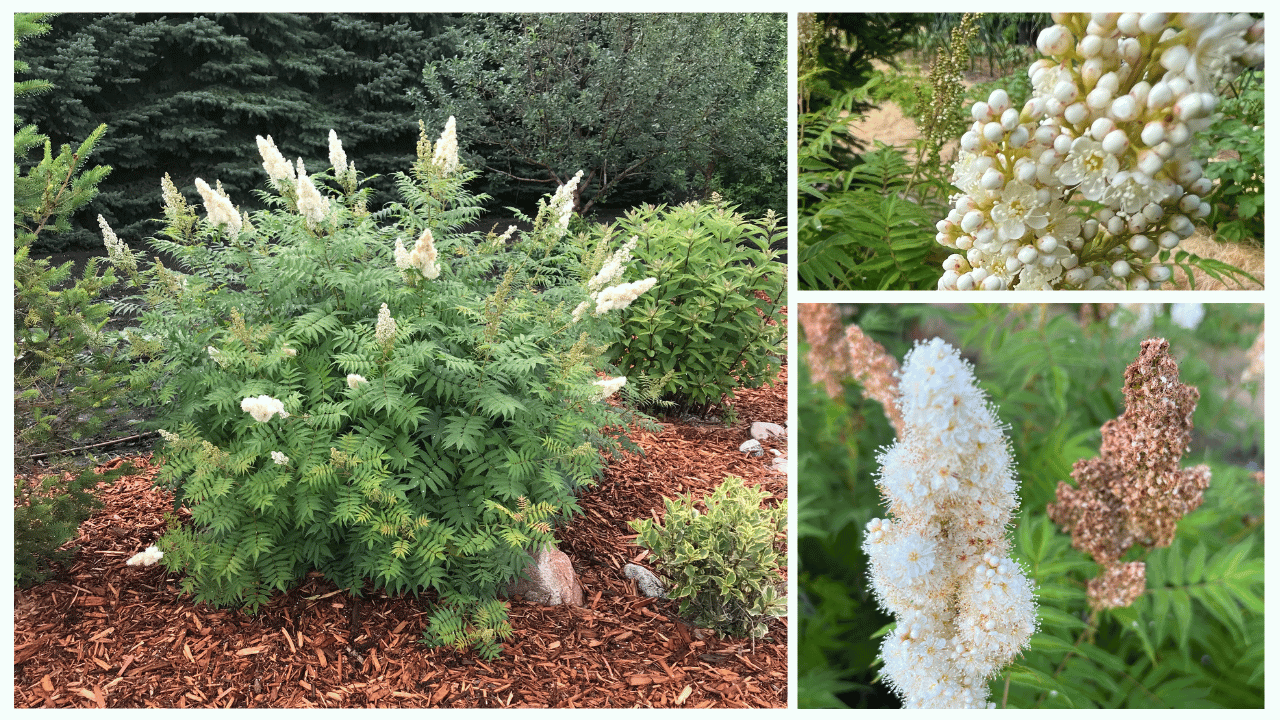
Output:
(115, 122), (657, 655)
(601, 199), (786, 417)
(630, 475), (786, 639)
(15, 461), (137, 587)
(14, 13), (127, 458)
(1194, 69), (1264, 245)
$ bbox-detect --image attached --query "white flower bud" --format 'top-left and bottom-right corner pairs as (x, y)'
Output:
(1129, 276), (1151, 291)
(1034, 125), (1059, 146)
(1169, 214), (1195, 238)
(961, 211), (985, 233)
(1090, 117), (1116, 140)
(1154, 141), (1175, 159)
(1082, 219), (1099, 240)
(1065, 266), (1094, 285)
(1128, 234), (1152, 253)
(1079, 34), (1104, 58)
(1101, 129), (1130, 155)
(1053, 134), (1073, 155)
(1136, 149), (1164, 176)
(1018, 245), (1039, 265)
(1000, 107), (1020, 131)
(1127, 213), (1149, 234)
(1119, 37), (1142, 65)
(1128, 81), (1151, 107)
(1008, 126), (1030, 148)
(1146, 264), (1172, 283)
(1160, 44), (1190, 74)
(1138, 13), (1168, 34)
(1108, 95), (1138, 122)
(1188, 177), (1213, 196)
(1036, 235), (1059, 254)
(1166, 123), (1191, 147)
(1107, 215), (1126, 235)
(1141, 203), (1164, 222)
(1111, 260), (1132, 278)
(1005, 256), (1023, 273)
(983, 122), (1005, 143)
(980, 169), (1005, 190)
(1086, 87), (1112, 111)
(1038, 25), (1074, 56)
(1147, 82), (1173, 111)
(961, 131), (981, 151)
(1015, 158), (1037, 182)
(1194, 200), (1211, 218)
(1158, 231), (1181, 249)
(1174, 94), (1206, 122)
(956, 273), (976, 291)
(988, 89), (1011, 115)
(1053, 80), (1078, 104)
(1117, 12), (1141, 35)
(1064, 103), (1088, 125)
(1045, 97), (1065, 118)
(1097, 72), (1121, 95)
(1139, 122), (1166, 147)
(971, 101), (992, 123)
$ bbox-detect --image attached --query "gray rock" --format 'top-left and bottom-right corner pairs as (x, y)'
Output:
(771, 455), (789, 474)
(750, 421), (787, 442)
(623, 563), (667, 598)
(739, 439), (764, 456)
(503, 548), (584, 606)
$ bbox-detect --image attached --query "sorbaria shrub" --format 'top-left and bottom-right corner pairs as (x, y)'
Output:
(105, 119), (658, 656)
(597, 199), (786, 418)
(630, 475), (786, 639)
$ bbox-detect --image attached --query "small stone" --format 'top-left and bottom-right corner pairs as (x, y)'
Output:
(750, 421), (787, 442)
(739, 439), (763, 456)
(623, 563), (667, 598)
(771, 456), (788, 474)
(503, 548), (584, 606)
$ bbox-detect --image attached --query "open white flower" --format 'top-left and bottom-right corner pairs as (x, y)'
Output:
(989, 181), (1049, 240)
(1055, 137), (1118, 201)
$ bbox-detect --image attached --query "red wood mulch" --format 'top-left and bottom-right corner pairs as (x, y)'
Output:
(13, 363), (788, 709)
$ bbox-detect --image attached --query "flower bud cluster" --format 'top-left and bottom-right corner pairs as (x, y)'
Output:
(241, 394), (288, 423)
(863, 339), (1036, 708)
(194, 178), (242, 235)
(549, 171), (584, 239)
(256, 134), (296, 185)
(328, 129), (348, 178)
(937, 13), (1263, 290)
(97, 215), (136, 273)
(431, 116), (460, 175)
(375, 303), (398, 347)
(573, 235), (657, 321)
(295, 159), (332, 228)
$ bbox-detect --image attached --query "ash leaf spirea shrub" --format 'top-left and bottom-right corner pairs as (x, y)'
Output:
(602, 199), (786, 418)
(110, 119), (658, 654)
(630, 475), (787, 639)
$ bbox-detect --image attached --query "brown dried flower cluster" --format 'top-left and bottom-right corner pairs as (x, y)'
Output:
(1086, 562), (1146, 610)
(798, 304), (905, 435)
(1048, 338), (1211, 610)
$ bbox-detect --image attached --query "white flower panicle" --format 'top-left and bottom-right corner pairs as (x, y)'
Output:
(1170, 302), (1206, 329)
(407, 229), (441, 280)
(431, 116), (459, 175)
(937, 13), (1264, 290)
(863, 339), (1037, 708)
(158, 429), (180, 443)
(126, 545), (164, 567)
(207, 346), (226, 367)
(270, 451), (290, 466)
(241, 394), (289, 423)
(593, 277), (658, 315)
(375, 303), (397, 346)
(549, 171), (584, 238)
(97, 215), (136, 272)
(256, 134), (296, 184)
(347, 373), (368, 389)
(194, 178), (242, 234)
(588, 236), (639, 292)
(328, 129), (348, 177)
(571, 301), (591, 323)
(295, 158), (331, 227)
(593, 375), (627, 401)
(394, 237), (411, 270)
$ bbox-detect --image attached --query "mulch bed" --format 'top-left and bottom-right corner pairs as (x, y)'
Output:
(13, 364), (788, 709)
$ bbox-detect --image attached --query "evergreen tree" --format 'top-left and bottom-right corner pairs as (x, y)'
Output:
(415, 13), (787, 217)
(15, 13), (449, 251)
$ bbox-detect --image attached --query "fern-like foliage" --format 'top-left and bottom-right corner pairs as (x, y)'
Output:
(798, 142), (948, 290)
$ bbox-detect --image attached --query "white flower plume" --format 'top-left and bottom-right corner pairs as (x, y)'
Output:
(863, 338), (1036, 708)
